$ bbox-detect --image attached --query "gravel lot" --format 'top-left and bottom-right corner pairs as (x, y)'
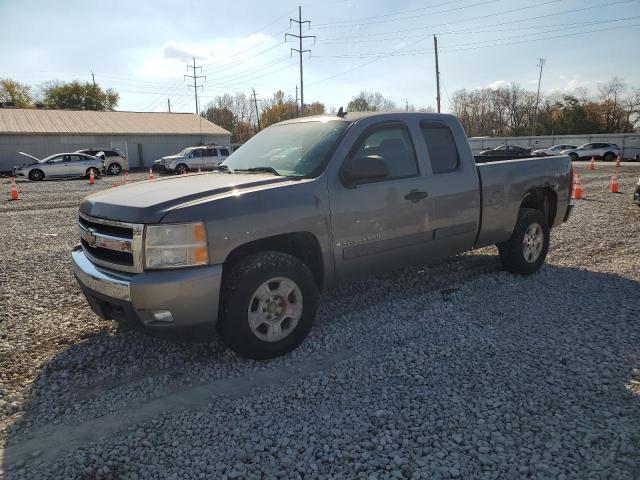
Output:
(1, 163), (639, 479)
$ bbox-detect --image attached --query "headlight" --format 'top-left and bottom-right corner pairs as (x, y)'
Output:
(144, 222), (209, 269)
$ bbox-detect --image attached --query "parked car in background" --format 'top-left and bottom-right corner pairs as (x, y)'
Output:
(532, 144), (577, 156)
(14, 152), (102, 181)
(634, 177), (640, 207)
(478, 145), (531, 156)
(75, 148), (128, 175)
(153, 145), (231, 174)
(560, 143), (620, 161)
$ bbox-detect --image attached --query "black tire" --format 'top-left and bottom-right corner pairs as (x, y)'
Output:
(28, 169), (44, 181)
(218, 251), (319, 359)
(568, 152), (579, 161)
(106, 162), (122, 175)
(86, 167), (100, 178)
(497, 208), (549, 275)
(603, 152), (615, 162)
(175, 163), (189, 175)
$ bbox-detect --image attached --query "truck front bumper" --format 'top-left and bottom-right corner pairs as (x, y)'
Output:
(72, 248), (222, 330)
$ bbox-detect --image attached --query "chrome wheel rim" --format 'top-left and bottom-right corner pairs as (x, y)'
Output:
(108, 163), (120, 174)
(522, 223), (543, 263)
(248, 277), (303, 343)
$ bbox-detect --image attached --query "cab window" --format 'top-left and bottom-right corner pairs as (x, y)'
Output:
(420, 122), (459, 174)
(350, 123), (419, 180)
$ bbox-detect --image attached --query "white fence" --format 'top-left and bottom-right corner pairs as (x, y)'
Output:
(468, 133), (640, 159)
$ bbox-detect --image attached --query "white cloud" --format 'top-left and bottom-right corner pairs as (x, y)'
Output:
(487, 80), (507, 89)
(136, 34), (277, 80)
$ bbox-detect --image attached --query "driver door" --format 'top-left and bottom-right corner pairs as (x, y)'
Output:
(45, 155), (71, 177)
(328, 121), (432, 281)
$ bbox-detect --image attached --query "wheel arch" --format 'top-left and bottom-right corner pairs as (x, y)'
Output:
(520, 186), (557, 228)
(222, 232), (325, 291)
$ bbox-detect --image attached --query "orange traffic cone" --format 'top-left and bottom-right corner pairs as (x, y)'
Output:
(589, 157), (596, 170)
(615, 155), (621, 167)
(149, 168), (155, 180)
(610, 170), (619, 193)
(10, 177), (19, 201)
(572, 173), (582, 199)
(89, 170), (95, 185)
(124, 171), (129, 183)
(112, 183), (118, 188)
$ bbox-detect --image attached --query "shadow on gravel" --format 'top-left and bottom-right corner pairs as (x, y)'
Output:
(3, 255), (640, 476)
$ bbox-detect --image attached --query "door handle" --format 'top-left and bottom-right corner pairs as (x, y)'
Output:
(404, 190), (428, 203)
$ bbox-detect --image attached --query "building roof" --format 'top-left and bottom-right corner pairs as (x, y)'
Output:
(0, 109), (231, 136)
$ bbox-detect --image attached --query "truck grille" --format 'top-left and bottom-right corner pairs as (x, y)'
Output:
(78, 212), (144, 273)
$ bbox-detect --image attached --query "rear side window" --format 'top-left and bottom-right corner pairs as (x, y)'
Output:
(191, 149), (202, 158)
(206, 147), (218, 156)
(105, 150), (119, 157)
(220, 148), (230, 156)
(420, 123), (459, 174)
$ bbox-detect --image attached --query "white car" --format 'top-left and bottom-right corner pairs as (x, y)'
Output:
(13, 152), (102, 181)
(153, 145), (231, 174)
(532, 144), (577, 157)
(561, 143), (621, 162)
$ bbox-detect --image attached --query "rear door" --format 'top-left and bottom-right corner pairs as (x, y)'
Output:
(188, 148), (204, 170)
(203, 147), (219, 169)
(68, 154), (93, 176)
(413, 120), (480, 259)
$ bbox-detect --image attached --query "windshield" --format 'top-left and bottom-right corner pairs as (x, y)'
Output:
(177, 148), (194, 156)
(221, 120), (348, 177)
(39, 154), (58, 163)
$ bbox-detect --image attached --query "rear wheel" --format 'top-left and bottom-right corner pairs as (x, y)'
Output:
(175, 163), (189, 175)
(603, 152), (615, 162)
(106, 162), (122, 175)
(28, 169), (44, 181)
(218, 251), (318, 359)
(568, 152), (578, 161)
(497, 208), (549, 275)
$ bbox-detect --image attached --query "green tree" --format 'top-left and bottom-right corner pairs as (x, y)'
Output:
(42, 80), (119, 110)
(0, 78), (33, 107)
(347, 91), (396, 112)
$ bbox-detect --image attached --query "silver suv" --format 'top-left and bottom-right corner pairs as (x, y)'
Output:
(75, 148), (128, 175)
(153, 145), (231, 174)
(561, 143), (621, 161)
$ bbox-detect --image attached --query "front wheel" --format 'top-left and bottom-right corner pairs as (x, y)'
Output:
(175, 163), (189, 175)
(218, 252), (318, 359)
(28, 169), (44, 181)
(603, 152), (615, 162)
(497, 208), (549, 275)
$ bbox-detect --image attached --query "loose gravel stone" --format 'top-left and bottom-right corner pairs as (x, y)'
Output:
(1, 164), (640, 479)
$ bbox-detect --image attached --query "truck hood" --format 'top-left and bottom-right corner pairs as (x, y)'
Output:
(79, 172), (293, 223)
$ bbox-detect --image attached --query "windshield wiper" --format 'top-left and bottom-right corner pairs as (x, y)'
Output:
(233, 167), (282, 176)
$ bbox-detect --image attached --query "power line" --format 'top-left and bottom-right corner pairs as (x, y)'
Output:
(313, 0), (503, 29)
(318, 0), (634, 41)
(286, 6), (315, 116)
(185, 57), (206, 114)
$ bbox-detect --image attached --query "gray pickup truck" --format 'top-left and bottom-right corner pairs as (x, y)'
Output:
(72, 112), (573, 359)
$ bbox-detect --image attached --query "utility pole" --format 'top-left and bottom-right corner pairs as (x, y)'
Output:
(433, 36), (441, 113)
(91, 70), (96, 88)
(286, 6), (315, 116)
(167, 98), (171, 113)
(252, 88), (261, 131)
(185, 57), (206, 115)
(405, 99), (409, 112)
(295, 85), (299, 117)
(531, 57), (546, 136)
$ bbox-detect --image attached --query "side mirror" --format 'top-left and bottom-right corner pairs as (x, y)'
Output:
(340, 155), (389, 187)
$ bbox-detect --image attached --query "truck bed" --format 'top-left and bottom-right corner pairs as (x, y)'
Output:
(474, 155), (572, 248)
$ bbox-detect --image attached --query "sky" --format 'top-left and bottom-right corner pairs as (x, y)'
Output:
(1, 0), (639, 114)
